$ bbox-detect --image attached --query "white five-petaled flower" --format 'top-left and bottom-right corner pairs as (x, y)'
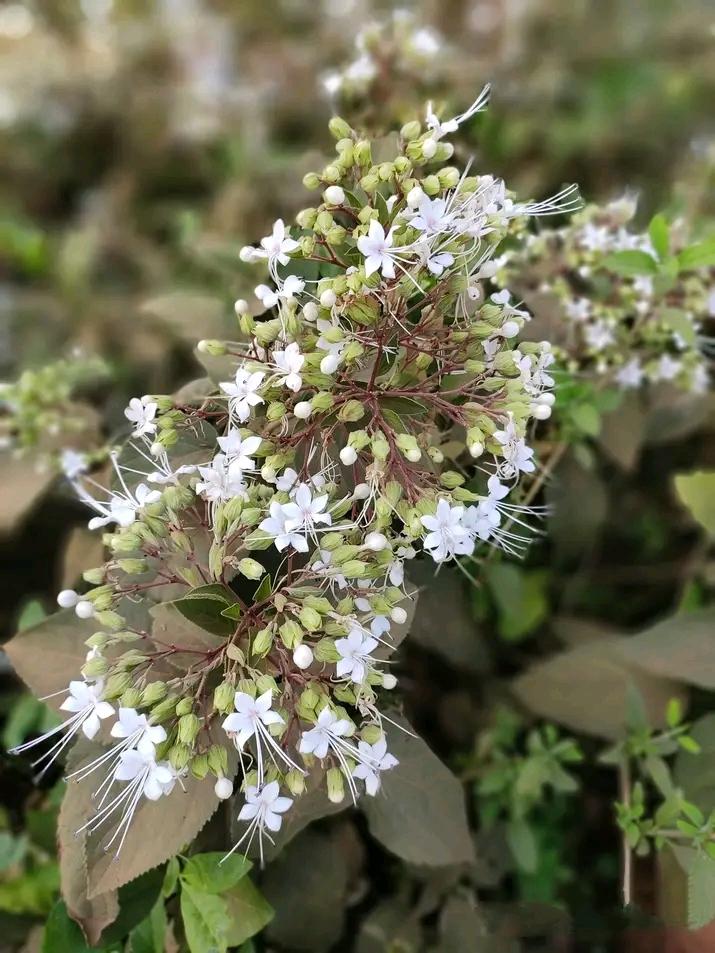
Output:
(352, 736), (399, 796)
(124, 396), (158, 438)
(259, 501), (309, 552)
(61, 679), (115, 740)
(114, 736), (176, 801)
(409, 195), (453, 235)
(110, 707), (167, 746)
(216, 430), (262, 470)
(255, 275), (305, 309)
(493, 419), (536, 477)
(335, 629), (379, 684)
(357, 220), (397, 279)
(84, 481), (161, 531)
(229, 781), (294, 866)
(195, 453), (249, 504)
(615, 358), (644, 389)
(223, 691), (298, 784)
(220, 367), (265, 422)
(280, 482), (332, 537)
(652, 353), (682, 382)
(273, 342), (305, 392)
(299, 708), (353, 760)
(259, 219), (299, 266)
(424, 84), (490, 142)
(420, 499), (474, 563)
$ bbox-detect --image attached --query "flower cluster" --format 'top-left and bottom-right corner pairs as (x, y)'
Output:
(497, 198), (713, 394)
(321, 10), (449, 131)
(11, 96), (579, 863)
(0, 355), (109, 473)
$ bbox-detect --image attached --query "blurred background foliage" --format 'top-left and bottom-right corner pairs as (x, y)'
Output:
(0, 0), (714, 950)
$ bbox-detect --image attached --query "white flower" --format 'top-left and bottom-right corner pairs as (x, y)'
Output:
(114, 736), (175, 801)
(124, 396), (158, 438)
(584, 320), (615, 352)
(352, 736), (399, 796)
(652, 354), (682, 382)
(216, 430), (262, 470)
(61, 448), (88, 479)
(280, 482), (332, 538)
(259, 501), (309, 552)
(493, 419), (536, 476)
(223, 690), (284, 749)
(84, 481), (161, 531)
(357, 220), (397, 279)
(299, 708), (352, 760)
(110, 707), (167, 747)
(425, 251), (454, 276)
(238, 781), (293, 832)
(255, 275), (305, 310)
(420, 499), (474, 562)
(335, 629), (378, 684)
(195, 454), (248, 504)
(60, 679), (115, 740)
(273, 342), (305, 392)
(424, 84), (490, 141)
(565, 297), (591, 323)
(409, 195), (453, 235)
(219, 367), (265, 422)
(256, 218), (299, 266)
(615, 358), (644, 389)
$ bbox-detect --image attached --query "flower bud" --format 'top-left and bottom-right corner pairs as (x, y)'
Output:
(251, 627), (274, 658)
(440, 471), (466, 489)
(178, 713), (201, 745)
(339, 446), (357, 466)
(169, 745), (192, 771)
(319, 289), (337, 308)
(141, 681), (167, 706)
(364, 532), (388, 552)
(120, 687), (142, 709)
(191, 754), (209, 780)
(293, 401), (312, 420)
(391, 606), (408, 624)
(315, 638), (340, 663)
(400, 120), (422, 140)
(57, 589), (79, 608)
(422, 137), (438, 159)
(298, 607), (322, 632)
(337, 400), (365, 422)
(279, 620), (302, 649)
(215, 776), (233, 799)
(328, 116), (352, 140)
(327, 767), (345, 803)
(302, 172), (320, 190)
(285, 769), (306, 796)
(324, 185), (345, 206)
(293, 644), (314, 669)
(103, 672), (132, 699)
(382, 673), (398, 690)
(197, 340), (227, 356)
(75, 600), (95, 620)
(207, 744), (229, 777)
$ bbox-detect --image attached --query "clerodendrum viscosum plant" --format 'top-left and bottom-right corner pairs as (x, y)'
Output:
(7, 88), (582, 873)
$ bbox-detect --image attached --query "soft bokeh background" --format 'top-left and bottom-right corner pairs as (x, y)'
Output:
(0, 1), (713, 950)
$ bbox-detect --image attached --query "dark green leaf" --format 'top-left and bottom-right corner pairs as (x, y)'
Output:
(172, 584), (236, 636)
(224, 878), (274, 947)
(180, 883), (230, 953)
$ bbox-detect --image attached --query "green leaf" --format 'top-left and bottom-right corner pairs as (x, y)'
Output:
(172, 584), (236, 636)
(253, 574), (273, 603)
(602, 250), (658, 276)
(221, 602), (243, 621)
(569, 402), (601, 438)
(674, 472), (715, 538)
(181, 852), (252, 895)
(361, 716), (474, 866)
(678, 239), (715, 272)
(42, 901), (95, 953)
(2, 693), (57, 749)
(17, 599), (46, 631)
(99, 867), (166, 945)
(223, 878), (274, 947)
(180, 883), (231, 953)
(485, 563), (549, 641)
(648, 213), (670, 259)
(688, 851), (715, 929)
(506, 819), (538, 873)
(380, 396), (428, 417)
(660, 308), (696, 346)
(127, 899), (167, 953)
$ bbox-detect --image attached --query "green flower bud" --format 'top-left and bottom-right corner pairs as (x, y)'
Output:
(238, 558), (264, 580)
(117, 558), (148, 575)
(239, 313), (256, 336)
(422, 174), (441, 196)
(251, 627), (274, 658)
(440, 471), (466, 489)
(197, 339), (227, 356)
(169, 745), (192, 771)
(103, 672), (132, 699)
(340, 560), (368, 578)
(329, 116), (352, 140)
(207, 744), (229, 777)
(314, 638), (340, 663)
(361, 724), (384, 745)
(322, 164), (341, 183)
(299, 606), (322, 632)
(337, 400), (365, 422)
(359, 173), (379, 193)
(255, 674), (278, 697)
(327, 767), (345, 803)
(346, 298), (379, 326)
(82, 657), (108, 679)
(176, 698), (194, 717)
(191, 754), (209, 780)
(150, 694), (180, 722)
(279, 620), (302, 649)
(82, 567), (105, 584)
(94, 610), (124, 631)
(120, 687), (142, 708)
(285, 769), (306, 796)
(354, 139), (372, 166)
(178, 713), (201, 745)
(437, 166), (460, 189)
(296, 207), (317, 229)
(311, 391), (334, 412)
(302, 172), (320, 190)
(400, 120), (421, 140)
(141, 681), (167, 706)
(315, 210), (334, 234)
(213, 681), (236, 713)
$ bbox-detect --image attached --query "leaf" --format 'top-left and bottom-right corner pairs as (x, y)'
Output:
(58, 742), (119, 944)
(221, 603), (243, 621)
(506, 819), (538, 873)
(262, 829), (347, 952)
(223, 877), (274, 947)
(59, 739), (236, 899)
(648, 214), (670, 259)
(602, 249), (658, 276)
(253, 575), (273, 603)
(688, 852), (715, 930)
(361, 717), (474, 866)
(485, 563), (549, 641)
(619, 608), (715, 690)
(171, 584), (236, 636)
(62, 529), (105, 589)
(17, 600), (46, 631)
(149, 603), (227, 666)
(675, 472), (715, 537)
(180, 883), (230, 953)
(99, 868), (166, 945)
(4, 610), (95, 714)
(512, 638), (683, 739)
(678, 239), (715, 272)
(405, 565), (487, 672)
(141, 292), (229, 343)
(181, 853), (251, 895)
(569, 402), (601, 437)
(597, 392), (646, 472)
(0, 453), (54, 533)
(660, 308), (697, 346)
(42, 901), (95, 953)
(127, 900), (167, 953)
(675, 715), (715, 813)
(2, 694), (56, 749)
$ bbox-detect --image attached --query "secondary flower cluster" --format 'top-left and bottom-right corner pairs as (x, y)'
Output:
(0, 354), (109, 472)
(11, 97), (578, 863)
(497, 198), (713, 394)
